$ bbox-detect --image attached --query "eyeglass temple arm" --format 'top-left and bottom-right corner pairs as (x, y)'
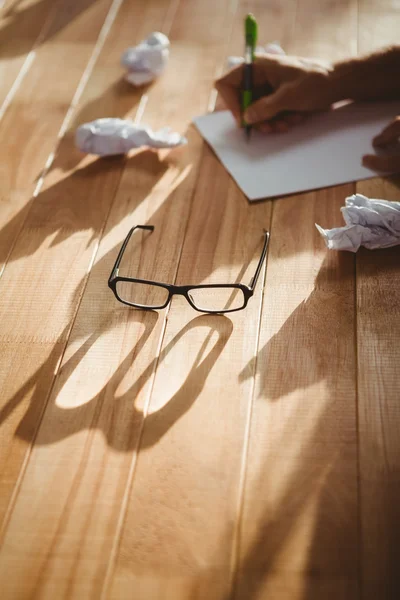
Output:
(248, 230), (270, 291)
(108, 225), (154, 283)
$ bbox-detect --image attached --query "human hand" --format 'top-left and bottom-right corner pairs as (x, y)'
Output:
(215, 54), (334, 132)
(363, 117), (400, 172)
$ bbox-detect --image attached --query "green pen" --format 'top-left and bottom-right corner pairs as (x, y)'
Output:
(242, 13), (258, 141)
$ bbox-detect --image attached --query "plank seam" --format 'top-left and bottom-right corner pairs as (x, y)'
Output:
(162, 0), (182, 34)
(0, 163), (126, 548)
(0, 0), (125, 543)
(99, 120), (206, 600)
(99, 2), (242, 594)
(355, 249), (363, 600)
(355, 6), (362, 597)
(0, 0), (125, 281)
(0, 0), (62, 121)
(228, 199), (274, 599)
(99, 305), (171, 600)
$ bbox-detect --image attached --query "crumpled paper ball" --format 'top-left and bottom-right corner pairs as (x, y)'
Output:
(316, 194), (400, 251)
(121, 32), (170, 86)
(75, 118), (187, 156)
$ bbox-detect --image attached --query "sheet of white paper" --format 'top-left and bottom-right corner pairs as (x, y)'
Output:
(193, 102), (400, 201)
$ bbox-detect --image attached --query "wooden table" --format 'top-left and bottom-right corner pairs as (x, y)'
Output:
(0, 1), (399, 598)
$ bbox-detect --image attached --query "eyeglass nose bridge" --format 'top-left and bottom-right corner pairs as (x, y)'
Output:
(167, 284), (193, 302)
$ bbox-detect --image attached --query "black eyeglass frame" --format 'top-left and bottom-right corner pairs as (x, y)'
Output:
(108, 225), (270, 314)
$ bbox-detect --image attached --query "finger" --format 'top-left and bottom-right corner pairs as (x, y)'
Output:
(283, 112), (307, 126)
(272, 120), (289, 133)
(373, 117), (400, 147)
(256, 122), (273, 133)
(257, 120), (288, 133)
(257, 114), (304, 134)
(215, 57), (276, 89)
(244, 87), (289, 124)
(215, 63), (244, 88)
(214, 82), (242, 125)
(362, 153), (400, 173)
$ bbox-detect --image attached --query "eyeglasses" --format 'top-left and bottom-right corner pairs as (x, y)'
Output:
(108, 225), (270, 314)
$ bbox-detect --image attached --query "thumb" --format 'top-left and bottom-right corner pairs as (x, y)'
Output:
(373, 117), (400, 147)
(363, 153), (400, 173)
(244, 87), (290, 124)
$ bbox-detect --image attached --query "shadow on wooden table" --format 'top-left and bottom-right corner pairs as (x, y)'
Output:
(226, 406), (399, 597)
(0, 0), (99, 58)
(226, 413), (358, 600)
(39, 77), (153, 176)
(2, 135), (399, 594)
(0, 149), (174, 451)
(240, 248), (400, 401)
(179, 248), (399, 599)
(1, 306), (231, 450)
(0, 144), (209, 446)
(225, 247), (399, 598)
(0, 148), (170, 267)
(239, 252), (355, 400)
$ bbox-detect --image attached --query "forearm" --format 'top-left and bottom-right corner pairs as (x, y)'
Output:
(329, 46), (400, 103)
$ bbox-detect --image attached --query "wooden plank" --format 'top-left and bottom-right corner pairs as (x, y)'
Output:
(0, 0), (118, 525)
(0, 0), (174, 529)
(0, 0), (115, 273)
(107, 2), (297, 598)
(235, 187), (358, 600)
(234, 2), (359, 598)
(290, 0), (358, 60)
(356, 2), (400, 598)
(0, 1), (241, 597)
(358, 0), (400, 52)
(0, 0), (57, 111)
(0, 1), (111, 117)
(107, 159), (271, 600)
(356, 178), (400, 600)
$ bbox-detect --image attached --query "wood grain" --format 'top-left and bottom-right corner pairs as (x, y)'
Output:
(357, 2), (400, 598)
(0, 0), (120, 527)
(235, 187), (358, 600)
(0, 0), (398, 598)
(0, 0), (115, 273)
(0, 0), (241, 597)
(0, 0), (57, 111)
(234, 2), (359, 598)
(0, 0), (173, 530)
(291, 0), (358, 60)
(356, 178), (400, 600)
(108, 150), (271, 600)
(108, 2), (290, 598)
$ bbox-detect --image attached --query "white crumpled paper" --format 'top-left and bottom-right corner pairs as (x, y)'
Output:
(316, 194), (400, 252)
(227, 41), (285, 69)
(121, 31), (170, 86)
(75, 118), (187, 156)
